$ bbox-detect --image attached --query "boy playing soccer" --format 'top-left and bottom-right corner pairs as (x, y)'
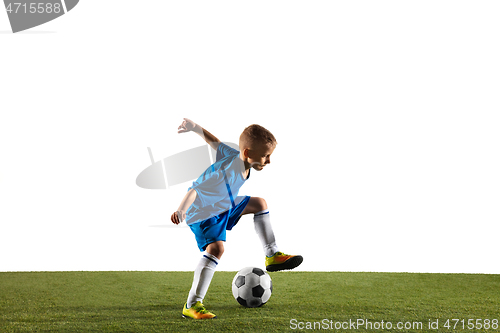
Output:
(171, 118), (303, 319)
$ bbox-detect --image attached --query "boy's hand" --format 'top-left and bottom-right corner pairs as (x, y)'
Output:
(177, 118), (220, 150)
(171, 211), (186, 225)
(172, 189), (196, 225)
(178, 118), (197, 134)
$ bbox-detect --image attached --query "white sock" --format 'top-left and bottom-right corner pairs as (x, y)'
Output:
(186, 252), (219, 308)
(253, 209), (279, 257)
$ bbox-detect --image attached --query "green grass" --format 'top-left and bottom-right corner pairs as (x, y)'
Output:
(1, 271), (499, 332)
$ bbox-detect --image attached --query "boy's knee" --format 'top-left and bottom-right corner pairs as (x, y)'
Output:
(254, 197), (268, 212)
(206, 241), (224, 259)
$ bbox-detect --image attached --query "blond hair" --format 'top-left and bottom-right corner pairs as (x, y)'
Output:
(239, 124), (277, 150)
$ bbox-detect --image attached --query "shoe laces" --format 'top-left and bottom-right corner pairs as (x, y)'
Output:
(193, 303), (208, 314)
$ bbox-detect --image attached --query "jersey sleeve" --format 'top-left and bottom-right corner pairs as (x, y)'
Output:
(216, 143), (239, 162)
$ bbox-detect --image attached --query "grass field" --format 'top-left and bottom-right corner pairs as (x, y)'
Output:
(0, 271), (499, 332)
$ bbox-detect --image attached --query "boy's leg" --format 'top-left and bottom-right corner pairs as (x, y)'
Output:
(186, 241), (223, 310)
(241, 197), (278, 257)
(241, 197), (303, 271)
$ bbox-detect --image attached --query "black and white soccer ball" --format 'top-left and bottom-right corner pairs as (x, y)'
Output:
(232, 267), (272, 308)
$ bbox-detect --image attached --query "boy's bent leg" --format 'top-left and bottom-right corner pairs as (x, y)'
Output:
(240, 196), (267, 216)
(241, 197), (278, 256)
(253, 208), (278, 257)
(243, 197), (303, 272)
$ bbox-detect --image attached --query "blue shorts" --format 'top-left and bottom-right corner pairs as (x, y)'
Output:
(189, 196), (251, 251)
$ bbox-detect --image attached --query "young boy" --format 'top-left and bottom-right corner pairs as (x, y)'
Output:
(171, 118), (303, 319)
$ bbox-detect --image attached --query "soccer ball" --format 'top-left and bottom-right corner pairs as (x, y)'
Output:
(232, 267), (272, 308)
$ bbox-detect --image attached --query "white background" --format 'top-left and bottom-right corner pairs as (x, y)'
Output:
(1, 1), (499, 273)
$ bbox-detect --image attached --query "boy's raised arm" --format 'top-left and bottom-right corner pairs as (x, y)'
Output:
(178, 118), (221, 151)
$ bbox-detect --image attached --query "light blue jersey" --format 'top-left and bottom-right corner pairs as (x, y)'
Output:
(185, 143), (250, 225)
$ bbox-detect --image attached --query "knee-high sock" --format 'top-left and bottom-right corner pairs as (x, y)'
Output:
(253, 209), (279, 257)
(186, 252), (219, 308)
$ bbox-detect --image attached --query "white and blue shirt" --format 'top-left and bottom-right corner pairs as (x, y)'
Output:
(185, 143), (250, 225)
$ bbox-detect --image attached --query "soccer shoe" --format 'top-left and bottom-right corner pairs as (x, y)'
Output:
(182, 302), (217, 319)
(265, 251), (303, 272)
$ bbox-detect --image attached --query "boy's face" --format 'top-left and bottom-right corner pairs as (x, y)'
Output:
(244, 143), (276, 171)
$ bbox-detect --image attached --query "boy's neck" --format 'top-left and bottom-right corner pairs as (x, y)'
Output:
(239, 153), (251, 170)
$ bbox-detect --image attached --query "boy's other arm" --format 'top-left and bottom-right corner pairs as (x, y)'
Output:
(171, 188), (197, 225)
(195, 125), (221, 151)
(178, 118), (221, 151)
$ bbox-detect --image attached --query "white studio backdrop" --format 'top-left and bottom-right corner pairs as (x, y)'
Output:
(1, 1), (499, 273)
